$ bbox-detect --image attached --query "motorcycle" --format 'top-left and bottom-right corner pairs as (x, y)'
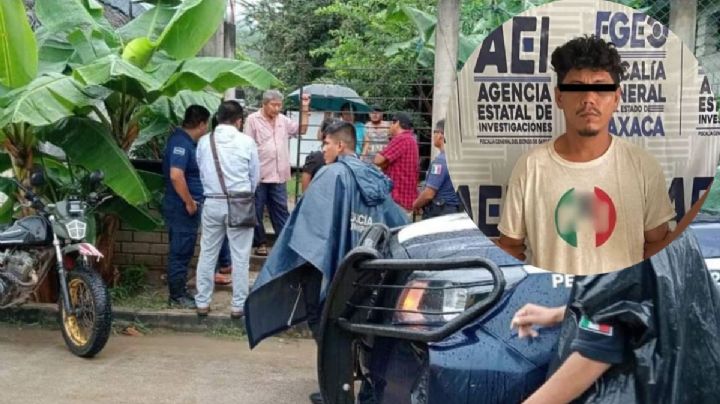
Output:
(0, 170), (112, 357)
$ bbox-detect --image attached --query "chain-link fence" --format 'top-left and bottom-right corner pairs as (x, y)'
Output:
(694, 0), (720, 98)
(639, 0), (720, 101)
(287, 67), (435, 204)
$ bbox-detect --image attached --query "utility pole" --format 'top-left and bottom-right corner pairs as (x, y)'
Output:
(432, 0), (460, 130)
(669, 0), (698, 50)
(200, 0), (237, 100)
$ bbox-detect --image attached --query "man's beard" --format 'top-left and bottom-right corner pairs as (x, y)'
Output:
(578, 128), (599, 137)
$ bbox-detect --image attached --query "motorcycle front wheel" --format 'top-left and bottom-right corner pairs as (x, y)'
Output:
(59, 267), (112, 357)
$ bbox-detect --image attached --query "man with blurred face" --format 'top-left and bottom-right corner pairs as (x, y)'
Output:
(361, 105), (389, 163)
(374, 112), (419, 217)
(340, 102), (365, 156)
(245, 90), (310, 256)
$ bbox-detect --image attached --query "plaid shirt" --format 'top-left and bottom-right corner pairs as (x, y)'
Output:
(379, 130), (418, 209)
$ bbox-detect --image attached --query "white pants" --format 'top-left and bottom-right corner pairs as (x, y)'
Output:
(194, 198), (253, 310)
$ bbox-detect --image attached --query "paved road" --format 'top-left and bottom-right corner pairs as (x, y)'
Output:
(0, 323), (317, 404)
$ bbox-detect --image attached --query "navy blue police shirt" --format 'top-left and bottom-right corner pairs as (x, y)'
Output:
(425, 152), (459, 206)
(162, 127), (204, 206)
(570, 312), (626, 364)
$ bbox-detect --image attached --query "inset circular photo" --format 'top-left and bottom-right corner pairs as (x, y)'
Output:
(445, 0), (720, 275)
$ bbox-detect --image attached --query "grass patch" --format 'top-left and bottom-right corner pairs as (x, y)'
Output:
(111, 288), (168, 311)
(109, 265), (168, 311)
(205, 322), (247, 340)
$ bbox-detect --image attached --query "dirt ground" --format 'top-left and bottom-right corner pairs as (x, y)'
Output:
(0, 323), (318, 404)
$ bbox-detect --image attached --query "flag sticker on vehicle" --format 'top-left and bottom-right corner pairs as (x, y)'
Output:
(579, 315), (613, 336)
(431, 164), (442, 175)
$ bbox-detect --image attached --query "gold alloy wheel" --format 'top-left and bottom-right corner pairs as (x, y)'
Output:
(62, 277), (95, 347)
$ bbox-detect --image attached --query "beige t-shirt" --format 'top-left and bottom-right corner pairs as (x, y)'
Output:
(498, 136), (675, 275)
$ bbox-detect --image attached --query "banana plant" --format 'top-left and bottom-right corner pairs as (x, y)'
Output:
(0, 0), (282, 281)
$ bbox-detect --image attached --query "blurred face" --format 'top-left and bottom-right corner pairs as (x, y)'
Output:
(388, 120), (400, 136)
(369, 111), (382, 124)
(555, 68), (620, 137)
(262, 98), (283, 119)
(432, 129), (444, 148)
(323, 136), (344, 164)
(340, 109), (354, 123)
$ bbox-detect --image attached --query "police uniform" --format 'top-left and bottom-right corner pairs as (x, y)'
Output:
(162, 128), (231, 300)
(421, 151), (460, 219)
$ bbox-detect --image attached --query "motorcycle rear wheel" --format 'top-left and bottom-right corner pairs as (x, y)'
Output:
(59, 267), (112, 358)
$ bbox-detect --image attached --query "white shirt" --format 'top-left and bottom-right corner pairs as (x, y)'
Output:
(498, 136), (675, 275)
(196, 124), (259, 195)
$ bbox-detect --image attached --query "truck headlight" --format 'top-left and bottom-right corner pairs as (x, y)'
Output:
(392, 266), (526, 325)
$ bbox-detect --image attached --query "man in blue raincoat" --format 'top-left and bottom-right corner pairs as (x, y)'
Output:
(244, 121), (408, 349)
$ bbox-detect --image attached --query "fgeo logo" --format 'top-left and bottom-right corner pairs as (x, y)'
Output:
(554, 187), (617, 248)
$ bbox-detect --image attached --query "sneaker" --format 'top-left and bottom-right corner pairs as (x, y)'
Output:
(230, 308), (244, 320)
(255, 244), (269, 256)
(214, 273), (231, 285)
(197, 306), (210, 317)
(309, 392), (324, 404)
(168, 295), (196, 309)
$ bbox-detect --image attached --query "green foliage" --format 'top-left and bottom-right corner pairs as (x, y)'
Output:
(0, 0), (38, 88)
(109, 265), (148, 300)
(239, 0), (341, 92)
(310, 0), (434, 114)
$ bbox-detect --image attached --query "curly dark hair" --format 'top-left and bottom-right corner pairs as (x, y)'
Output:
(551, 35), (625, 84)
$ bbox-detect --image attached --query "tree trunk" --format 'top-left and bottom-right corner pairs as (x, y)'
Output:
(95, 213), (121, 285)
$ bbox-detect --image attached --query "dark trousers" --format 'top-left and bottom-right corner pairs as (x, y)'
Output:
(165, 201), (231, 299)
(253, 182), (290, 247)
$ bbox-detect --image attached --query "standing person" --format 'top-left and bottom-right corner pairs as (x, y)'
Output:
(374, 112), (419, 217)
(162, 105), (210, 308)
(496, 35), (674, 275)
(300, 118), (340, 192)
(245, 90), (310, 256)
(360, 105), (389, 163)
(412, 119), (460, 218)
(195, 100), (259, 318)
(243, 121), (408, 404)
(340, 102), (366, 156)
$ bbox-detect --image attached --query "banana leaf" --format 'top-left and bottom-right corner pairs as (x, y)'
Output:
(41, 117), (152, 206)
(134, 114), (172, 148)
(161, 58), (282, 96)
(155, 0), (227, 60)
(68, 29), (113, 65)
(133, 89), (222, 148)
(0, 0), (38, 88)
(100, 198), (163, 231)
(37, 33), (75, 74)
(0, 177), (17, 224)
(0, 73), (98, 130)
(72, 55), (162, 100)
(0, 152), (12, 173)
(118, 2), (177, 44)
(35, 0), (120, 49)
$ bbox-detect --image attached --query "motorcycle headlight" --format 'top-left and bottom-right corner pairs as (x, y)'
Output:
(65, 219), (87, 241)
(392, 266), (526, 325)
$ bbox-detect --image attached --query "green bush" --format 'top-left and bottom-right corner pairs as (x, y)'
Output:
(110, 265), (148, 300)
